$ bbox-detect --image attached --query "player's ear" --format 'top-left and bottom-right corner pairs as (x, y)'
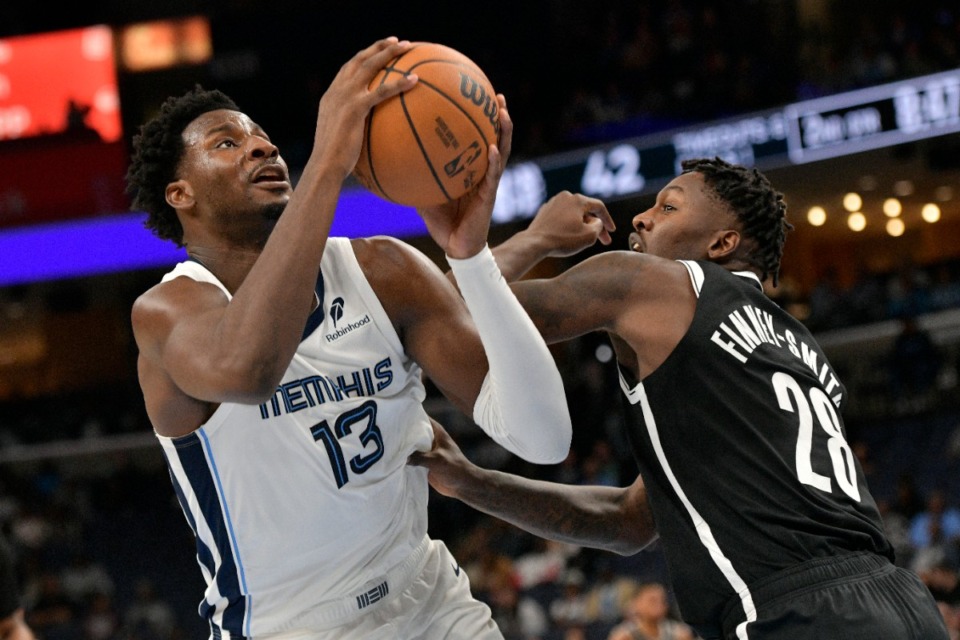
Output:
(707, 229), (741, 260)
(166, 179), (195, 211)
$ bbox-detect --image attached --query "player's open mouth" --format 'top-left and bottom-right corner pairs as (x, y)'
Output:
(628, 232), (643, 252)
(251, 165), (289, 185)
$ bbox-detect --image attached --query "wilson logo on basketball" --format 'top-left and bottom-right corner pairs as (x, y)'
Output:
(458, 73), (500, 135)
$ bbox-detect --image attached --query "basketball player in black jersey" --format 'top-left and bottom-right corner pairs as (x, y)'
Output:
(412, 157), (949, 640)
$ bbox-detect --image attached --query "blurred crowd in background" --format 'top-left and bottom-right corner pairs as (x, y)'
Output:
(1, 1), (960, 638)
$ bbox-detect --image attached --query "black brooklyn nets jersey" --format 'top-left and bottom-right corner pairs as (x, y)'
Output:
(618, 260), (893, 638)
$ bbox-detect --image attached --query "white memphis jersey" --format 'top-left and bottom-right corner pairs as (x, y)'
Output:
(156, 238), (434, 638)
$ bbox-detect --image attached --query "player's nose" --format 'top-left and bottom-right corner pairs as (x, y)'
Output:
(247, 137), (280, 160)
(632, 211), (651, 233)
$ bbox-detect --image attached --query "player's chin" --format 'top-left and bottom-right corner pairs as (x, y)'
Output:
(262, 200), (288, 222)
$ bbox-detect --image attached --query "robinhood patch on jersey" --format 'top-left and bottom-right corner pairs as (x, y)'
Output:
(325, 314), (372, 343)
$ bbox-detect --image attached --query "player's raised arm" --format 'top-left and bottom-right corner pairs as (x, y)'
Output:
(398, 95), (573, 464)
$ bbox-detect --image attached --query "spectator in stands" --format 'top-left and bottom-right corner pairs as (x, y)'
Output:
(606, 581), (694, 640)
(486, 571), (549, 640)
(924, 562), (960, 607)
(549, 568), (591, 631)
(845, 263), (887, 325)
(512, 539), (579, 592)
(876, 497), (914, 568)
(23, 570), (74, 639)
(893, 472), (927, 521)
(450, 523), (516, 600)
(561, 625), (589, 640)
(578, 440), (621, 488)
(805, 266), (846, 331)
(909, 489), (960, 574)
(886, 262), (933, 320)
(59, 552), (113, 610)
(81, 592), (119, 640)
(583, 560), (639, 626)
(930, 263), (960, 312)
(888, 314), (943, 412)
(938, 601), (960, 640)
(121, 578), (176, 640)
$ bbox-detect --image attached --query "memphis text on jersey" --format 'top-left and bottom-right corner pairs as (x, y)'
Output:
(709, 303), (842, 407)
(258, 357), (394, 420)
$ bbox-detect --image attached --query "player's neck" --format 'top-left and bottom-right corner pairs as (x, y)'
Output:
(187, 245), (260, 295)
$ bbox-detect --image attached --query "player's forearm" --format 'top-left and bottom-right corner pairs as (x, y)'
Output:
(457, 467), (655, 556)
(489, 229), (553, 282)
(448, 246), (572, 464)
(215, 168), (343, 388)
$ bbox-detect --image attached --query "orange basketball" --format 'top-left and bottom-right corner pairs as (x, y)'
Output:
(353, 42), (500, 208)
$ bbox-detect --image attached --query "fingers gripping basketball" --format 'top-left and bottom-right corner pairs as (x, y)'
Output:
(353, 42), (500, 208)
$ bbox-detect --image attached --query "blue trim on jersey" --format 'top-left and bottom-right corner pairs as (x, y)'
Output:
(164, 461), (217, 580)
(301, 268), (326, 341)
(172, 431), (250, 638)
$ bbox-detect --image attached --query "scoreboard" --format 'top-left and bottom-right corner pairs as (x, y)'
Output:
(491, 67), (960, 224)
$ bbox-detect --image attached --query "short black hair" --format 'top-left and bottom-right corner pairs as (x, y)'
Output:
(681, 157), (793, 286)
(125, 86), (240, 246)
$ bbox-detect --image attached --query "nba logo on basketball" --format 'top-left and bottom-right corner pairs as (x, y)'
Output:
(444, 141), (482, 180)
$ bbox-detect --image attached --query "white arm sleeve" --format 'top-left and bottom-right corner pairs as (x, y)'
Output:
(447, 245), (572, 464)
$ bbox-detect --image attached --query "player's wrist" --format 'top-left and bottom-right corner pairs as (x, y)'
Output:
(511, 228), (555, 260)
(446, 243), (493, 266)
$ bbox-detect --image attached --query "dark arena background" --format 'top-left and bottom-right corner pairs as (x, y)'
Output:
(1, 1), (960, 638)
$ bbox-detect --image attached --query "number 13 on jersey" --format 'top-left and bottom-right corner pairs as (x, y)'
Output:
(309, 400), (384, 489)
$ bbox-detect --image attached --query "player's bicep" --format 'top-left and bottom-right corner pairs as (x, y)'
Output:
(360, 239), (487, 416)
(409, 298), (487, 416)
(511, 253), (632, 343)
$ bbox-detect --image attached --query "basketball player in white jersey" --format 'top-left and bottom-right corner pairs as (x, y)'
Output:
(125, 38), (614, 639)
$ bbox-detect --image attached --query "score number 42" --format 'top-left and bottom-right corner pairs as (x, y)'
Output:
(581, 144), (646, 198)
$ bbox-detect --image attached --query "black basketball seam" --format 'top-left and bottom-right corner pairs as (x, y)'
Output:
(364, 53), (412, 204)
(400, 89), (452, 202)
(364, 45), (429, 203)
(362, 109), (395, 203)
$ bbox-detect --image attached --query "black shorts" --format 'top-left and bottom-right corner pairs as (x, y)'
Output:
(720, 552), (948, 640)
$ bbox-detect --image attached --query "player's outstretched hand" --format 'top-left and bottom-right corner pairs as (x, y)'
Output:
(408, 419), (477, 499)
(417, 94), (514, 260)
(527, 191), (615, 258)
(311, 37), (417, 182)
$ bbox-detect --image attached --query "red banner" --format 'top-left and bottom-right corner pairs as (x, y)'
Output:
(0, 26), (127, 227)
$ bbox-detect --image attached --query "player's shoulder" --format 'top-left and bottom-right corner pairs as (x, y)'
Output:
(130, 272), (227, 336)
(574, 250), (691, 295)
(351, 235), (410, 264)
(577, 249), (686, 273)
(351, 236), (438, 274)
